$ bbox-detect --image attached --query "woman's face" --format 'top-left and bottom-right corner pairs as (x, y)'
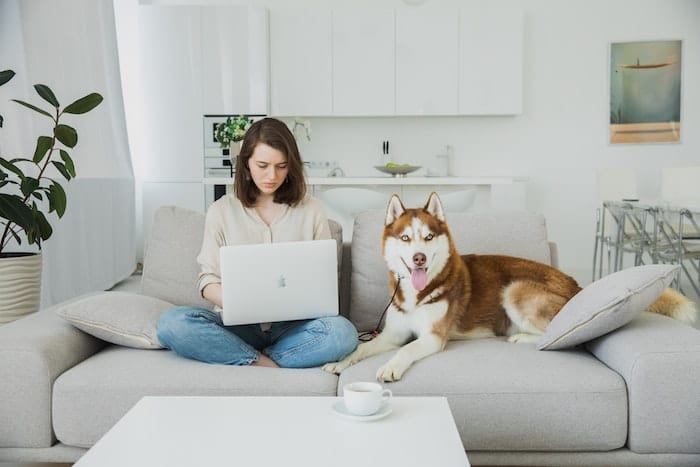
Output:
(247, 142), (289, 197)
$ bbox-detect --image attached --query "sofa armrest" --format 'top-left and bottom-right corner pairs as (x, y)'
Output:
(586, 312), (700, 454)
(0, 303), (106, 448)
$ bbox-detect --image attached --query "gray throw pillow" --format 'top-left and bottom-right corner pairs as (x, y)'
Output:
(141, 206), (214, 310)
(538, 264), (679, 350)
(55, 291), (175, 349)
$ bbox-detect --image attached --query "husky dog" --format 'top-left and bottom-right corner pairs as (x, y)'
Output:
(323, 192), (696, 382)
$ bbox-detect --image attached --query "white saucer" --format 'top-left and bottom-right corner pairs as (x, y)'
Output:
(332, 400), (392, 422)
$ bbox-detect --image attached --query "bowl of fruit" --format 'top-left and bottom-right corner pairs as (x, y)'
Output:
(374, 162), (422, 177)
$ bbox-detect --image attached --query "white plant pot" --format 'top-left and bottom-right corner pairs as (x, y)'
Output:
(0, 253), (42, 324)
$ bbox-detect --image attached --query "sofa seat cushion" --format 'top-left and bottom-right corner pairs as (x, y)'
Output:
(338, 338), (627, 452)
(52, 346), (339, 448)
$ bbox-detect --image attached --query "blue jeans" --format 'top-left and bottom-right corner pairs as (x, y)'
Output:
(156, 307), (358, 368)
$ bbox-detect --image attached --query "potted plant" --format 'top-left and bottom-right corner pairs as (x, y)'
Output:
(214, 115), (253, 160)
(0, 69), (103, 323)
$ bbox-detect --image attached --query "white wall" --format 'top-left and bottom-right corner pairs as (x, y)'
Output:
(287, 0), (700, 286)
(123, 0), (700, 287)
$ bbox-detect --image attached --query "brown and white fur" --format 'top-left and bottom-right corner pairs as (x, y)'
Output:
(323, 192), (697, 382)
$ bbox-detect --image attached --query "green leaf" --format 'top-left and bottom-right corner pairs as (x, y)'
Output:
(55, 124), (78, 148)
(0, 70), (15, 86)
(34, 84), (59, 107)
(33, 136), (53, 163)
(48, 182), (67, 217)
(0, 193), (35, 230)
(20, 177), (39, 197)
(0, 157), (24, 178)
(59, 150), (76, 177)
(34, 210), (53, 240)
(8, 157), (33, 164)
(7, 225), (22, 246)
(51, 161), (71, 181)
(63, 93), (103, 114)
(32, 191), (43, 201)
(11, 99), (53, 119)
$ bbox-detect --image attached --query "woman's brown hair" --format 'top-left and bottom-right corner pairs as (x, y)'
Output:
(234, 117), (306, 207)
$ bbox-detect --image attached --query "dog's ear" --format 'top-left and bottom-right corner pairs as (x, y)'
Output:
(425, 192), (445, 222)
(385, 194), (405, 225)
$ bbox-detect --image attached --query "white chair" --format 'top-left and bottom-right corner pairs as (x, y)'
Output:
(401, 189), (477, 212)
(318, 187), (390, 220)
(439, 189), (477, 212)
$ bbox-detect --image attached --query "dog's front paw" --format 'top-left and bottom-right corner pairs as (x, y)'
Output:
(322, 359), (351, 374)
(507, 333), (540, 344)
(376, 360), (409, 382)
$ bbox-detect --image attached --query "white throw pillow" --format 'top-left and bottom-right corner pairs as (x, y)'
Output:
(55, 291), (174, 349)
(538, 264), (679, 350)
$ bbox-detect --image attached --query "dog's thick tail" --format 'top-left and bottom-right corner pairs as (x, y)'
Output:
(647, 288), (697, 325)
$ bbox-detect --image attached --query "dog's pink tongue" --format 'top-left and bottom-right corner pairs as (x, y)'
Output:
(411, 268), (428, 291)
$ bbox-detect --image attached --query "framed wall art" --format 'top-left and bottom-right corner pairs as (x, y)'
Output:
(609, 39), (682, 144)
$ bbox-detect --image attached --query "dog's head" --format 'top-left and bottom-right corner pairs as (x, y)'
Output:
(382, 192), (452, 292)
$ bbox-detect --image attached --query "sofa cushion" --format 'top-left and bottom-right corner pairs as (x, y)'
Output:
(538, 264), (678, 350)
(55, 291), (173, 349)
(141, 206), (213, 310)
(52, 346), (340, 448)
(349, 210), (552, 331)
(337, 338), (627, 452)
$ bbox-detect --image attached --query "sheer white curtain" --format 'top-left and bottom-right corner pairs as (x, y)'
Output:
(1, 0), (135, 306)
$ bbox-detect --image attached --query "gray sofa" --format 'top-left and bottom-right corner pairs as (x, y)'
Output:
(1, 205), (699, 466)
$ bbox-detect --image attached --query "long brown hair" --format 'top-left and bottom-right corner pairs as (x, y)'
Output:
(234, 118), (306, 207)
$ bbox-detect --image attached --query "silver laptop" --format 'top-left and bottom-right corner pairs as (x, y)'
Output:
(219, 239), (339, 326)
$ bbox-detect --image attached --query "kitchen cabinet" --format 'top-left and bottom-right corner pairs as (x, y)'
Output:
(395, 8), (459, 116)
(269, 9), (333, 116)
(332, 9), (395, 116)
(459, 6), (523, 115)
(267, 6), (523, 117)
(200, 6), (269, 115)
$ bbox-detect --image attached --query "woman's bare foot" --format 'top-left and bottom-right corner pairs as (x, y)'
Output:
(252, 354), (279, 368)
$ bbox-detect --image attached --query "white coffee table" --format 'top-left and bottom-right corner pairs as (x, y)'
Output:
(74, 396), (470, 467)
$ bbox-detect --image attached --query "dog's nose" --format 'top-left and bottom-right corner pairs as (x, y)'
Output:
(412, 252), (426, 268)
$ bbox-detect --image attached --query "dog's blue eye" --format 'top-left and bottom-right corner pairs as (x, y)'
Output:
(425, 233), (434, 241)
(400, 235), (410, 241)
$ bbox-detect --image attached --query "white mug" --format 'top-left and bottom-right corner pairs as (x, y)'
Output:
(343, 382), (393, 416)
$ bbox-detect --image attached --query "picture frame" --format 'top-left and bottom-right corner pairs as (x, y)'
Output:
(609, 39), (682, 144)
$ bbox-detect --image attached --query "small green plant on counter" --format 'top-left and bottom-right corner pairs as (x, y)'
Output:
(215, 115), (253, 149)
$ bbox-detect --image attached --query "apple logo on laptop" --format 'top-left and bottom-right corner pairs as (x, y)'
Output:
(277, 275), (287, 288)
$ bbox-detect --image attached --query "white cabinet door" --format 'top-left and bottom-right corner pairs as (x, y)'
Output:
(395, 8), (459, 116)
(459, 6), (523, 115)
(269, 9), (332, 116)
(332, 9), (394, 116)
(200, 6), (269, 115)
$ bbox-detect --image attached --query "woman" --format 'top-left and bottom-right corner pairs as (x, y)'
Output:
(157, 118), (358, 368)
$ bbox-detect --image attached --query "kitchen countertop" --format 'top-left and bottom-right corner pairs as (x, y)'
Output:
(203, 176), (528, 186)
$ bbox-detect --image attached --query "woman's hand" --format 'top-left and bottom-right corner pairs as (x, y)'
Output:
(202, 283), (223, 309)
